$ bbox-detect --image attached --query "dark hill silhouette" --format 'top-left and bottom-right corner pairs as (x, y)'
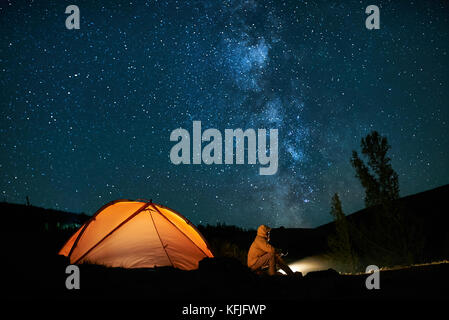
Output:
(318, 183), (449, 233)
(0, 202), (89, 261)
(270, 184), (449, 266)
(0, 201), (89, 232)
(318, 184), (449, 262)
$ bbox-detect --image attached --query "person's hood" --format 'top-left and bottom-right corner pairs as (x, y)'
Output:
(257, 225), (271, 238)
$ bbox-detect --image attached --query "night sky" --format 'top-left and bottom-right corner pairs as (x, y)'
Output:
(1, 0), (448, 228)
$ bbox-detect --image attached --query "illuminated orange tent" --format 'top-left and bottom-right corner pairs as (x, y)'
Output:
(59, 200), (213, 270)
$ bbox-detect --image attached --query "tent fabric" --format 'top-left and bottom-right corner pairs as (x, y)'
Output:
(59, 200), (214, 270)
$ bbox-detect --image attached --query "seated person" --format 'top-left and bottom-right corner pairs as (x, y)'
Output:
(247, 225), (294, 275)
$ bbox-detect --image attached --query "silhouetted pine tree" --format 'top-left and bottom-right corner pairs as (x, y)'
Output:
(350, 131), (423, 265)
(328, 193), (358, 273)
(351, 131), (399, 207)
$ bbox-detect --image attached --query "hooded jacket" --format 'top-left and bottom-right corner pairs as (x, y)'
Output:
(247, 225), (276, 267)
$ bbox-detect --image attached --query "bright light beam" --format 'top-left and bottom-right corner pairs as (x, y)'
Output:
(280, 255), (332, 275)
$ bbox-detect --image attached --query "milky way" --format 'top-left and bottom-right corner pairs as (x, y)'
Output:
(1, 0), (448, 228)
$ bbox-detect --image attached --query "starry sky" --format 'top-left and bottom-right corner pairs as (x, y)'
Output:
(1, 0), (448, 228)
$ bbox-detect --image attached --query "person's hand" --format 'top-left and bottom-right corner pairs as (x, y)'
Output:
(279, 250), (288, 257)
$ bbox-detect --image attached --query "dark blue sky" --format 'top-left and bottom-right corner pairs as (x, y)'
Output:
(1, 0), (448, 228)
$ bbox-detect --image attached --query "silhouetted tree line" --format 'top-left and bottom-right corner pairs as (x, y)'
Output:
(197, 223), (256, 265)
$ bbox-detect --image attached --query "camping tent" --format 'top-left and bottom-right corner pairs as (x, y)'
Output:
(59, 200), (214, 270)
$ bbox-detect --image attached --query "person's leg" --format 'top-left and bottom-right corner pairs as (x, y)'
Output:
(275, 254), (294, 275)
(268, 252), (276, 275)
(250, 252), (274, 273)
